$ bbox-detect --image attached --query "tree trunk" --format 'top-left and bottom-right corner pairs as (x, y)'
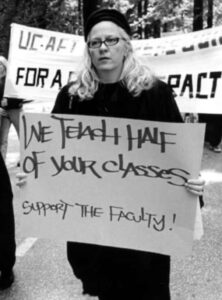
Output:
(138, 0), (142, 18)
(144, 0), (148, 14)
(82, 0), (99, 30)
(193, 0), (203, 31)
(153, 19), (161, 38)
(137, 0), (141, 38)
(207, 0), (213, 28)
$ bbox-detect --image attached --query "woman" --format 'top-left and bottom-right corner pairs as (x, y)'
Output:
(50, 9), (204, 300)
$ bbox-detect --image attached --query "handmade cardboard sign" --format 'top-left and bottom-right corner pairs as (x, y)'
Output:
(19, 113), (205, 257)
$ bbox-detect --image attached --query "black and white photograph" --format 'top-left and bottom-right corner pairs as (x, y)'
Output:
(0, 0), (222, 299)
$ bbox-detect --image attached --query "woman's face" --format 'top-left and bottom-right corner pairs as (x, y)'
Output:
(87, 21), (127, 82)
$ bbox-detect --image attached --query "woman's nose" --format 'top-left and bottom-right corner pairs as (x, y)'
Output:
(99, 42), (109, 50)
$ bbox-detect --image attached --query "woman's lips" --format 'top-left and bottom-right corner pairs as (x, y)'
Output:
(99, 57), (110, 61)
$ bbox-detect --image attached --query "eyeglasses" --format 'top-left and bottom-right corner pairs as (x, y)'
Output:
(87, 37), (121, 49)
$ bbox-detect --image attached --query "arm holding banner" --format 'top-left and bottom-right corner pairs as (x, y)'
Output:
(185, 178), (205, 197)
(1, 97), (23, 109)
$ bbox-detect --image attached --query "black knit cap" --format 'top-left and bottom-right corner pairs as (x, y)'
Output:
(84, 8), (131, 41)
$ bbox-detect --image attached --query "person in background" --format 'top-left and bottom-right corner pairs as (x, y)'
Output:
(0, 56), (23, 161)
(18, 8), (205, 300)
(0, 56), (7, 130)
(0, 151), (16, 289)
(199, 113), (222, 153)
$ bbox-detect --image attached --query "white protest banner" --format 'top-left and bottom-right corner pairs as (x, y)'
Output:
(19, 113), (205, 257)
(134, 27), (222, 113)
(4, 23), (222, 113)
(132, 26), (222, 114)
(132, 25), (222, 56)
(4, 23), (84, 110)
(140, 46), (222, 114)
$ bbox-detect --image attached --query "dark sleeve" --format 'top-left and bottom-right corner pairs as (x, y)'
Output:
(51, 85), (70, 114)
(153, 80), (183, 123)
(3, 98), (24, 109)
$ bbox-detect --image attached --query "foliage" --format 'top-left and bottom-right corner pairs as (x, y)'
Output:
(12, 0), (48, 28)
(1, 0), (222, 57)
(206, 0), (222, 26)
(45, 0), (80, 34)
(119, 0), (222, 33)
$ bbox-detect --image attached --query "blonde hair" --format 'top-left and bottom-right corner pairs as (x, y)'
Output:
(68, 27), (156, 100)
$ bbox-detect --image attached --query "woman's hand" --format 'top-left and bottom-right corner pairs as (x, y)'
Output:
(184, 178), (205, 196)
(16, 172), (27, 187)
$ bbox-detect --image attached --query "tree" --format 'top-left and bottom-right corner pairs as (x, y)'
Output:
(141, 0), (184, 38)
(213, 0), (222, 25)
(193, 0), (203, 30)
(45, 0), (80, 34)
(0, 0), (80, 57)
(1, 0), (222, 57)
(207, 0), (213, 28)
(82, 0), (99, 29)
(0, 0), (17, 57)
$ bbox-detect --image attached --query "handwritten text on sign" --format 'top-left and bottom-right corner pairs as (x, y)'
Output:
(19, 113), (205, 257)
